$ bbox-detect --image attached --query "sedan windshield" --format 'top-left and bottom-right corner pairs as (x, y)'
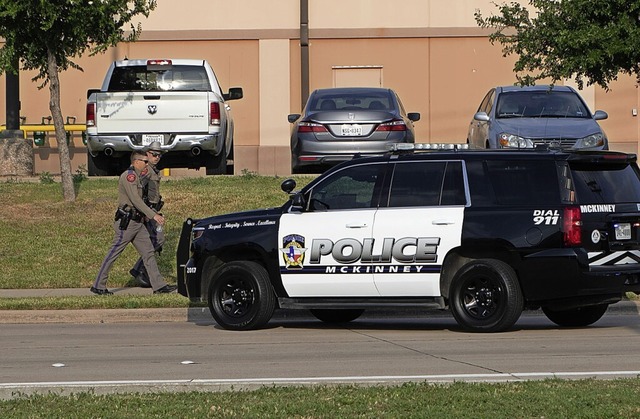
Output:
(496, 91), (591, 119)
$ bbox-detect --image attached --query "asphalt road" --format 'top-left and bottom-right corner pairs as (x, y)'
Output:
(2, 308), (640, 399)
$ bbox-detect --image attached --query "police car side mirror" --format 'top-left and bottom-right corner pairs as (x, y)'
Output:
(281, 178), (297, 193)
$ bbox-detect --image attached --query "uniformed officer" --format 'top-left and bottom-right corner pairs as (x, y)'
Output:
(91, 151), (177, 295)
(130, 141), (165, 288)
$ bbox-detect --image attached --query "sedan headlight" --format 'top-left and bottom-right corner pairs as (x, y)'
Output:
(498, 133), (534, 149)
(574, 133), (605, 149)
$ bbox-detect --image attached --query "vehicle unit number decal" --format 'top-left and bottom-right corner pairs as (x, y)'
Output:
(533, 210), (559, 225)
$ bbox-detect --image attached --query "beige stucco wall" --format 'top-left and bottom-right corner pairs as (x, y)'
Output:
(1, 0), (639, 175)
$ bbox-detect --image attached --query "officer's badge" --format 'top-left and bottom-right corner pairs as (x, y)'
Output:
(280, 234), (307, 270)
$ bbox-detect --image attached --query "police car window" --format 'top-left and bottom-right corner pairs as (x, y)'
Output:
(571, 163), (640, 204)
(307, 164), (382, 211)
(467, 160), (561, 206)
(387, 161), (464, 207)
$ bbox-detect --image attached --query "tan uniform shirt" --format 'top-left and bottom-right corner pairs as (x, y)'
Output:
(118, 166), (157, 219)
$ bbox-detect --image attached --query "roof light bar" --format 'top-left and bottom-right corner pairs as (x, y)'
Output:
(389, 143), (469, 152)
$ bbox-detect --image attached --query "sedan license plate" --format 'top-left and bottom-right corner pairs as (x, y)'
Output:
(341, 124), (362, 136)
(142, 134), (164, 146)
(615, 223), (631, 240)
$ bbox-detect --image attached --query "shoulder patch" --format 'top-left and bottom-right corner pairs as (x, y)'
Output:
(127, 173), (137, 183)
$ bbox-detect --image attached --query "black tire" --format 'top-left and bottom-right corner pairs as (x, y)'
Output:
(207, 261), (275, 330)
(449, 259), (523, 332)
(542, 304), (608, 327)
(205, 151), (227, 175)
(310, 309), (364, 324)
(87, 152), (110, 176)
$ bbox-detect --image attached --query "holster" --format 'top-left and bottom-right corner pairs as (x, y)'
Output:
(115, 206), (132, 230)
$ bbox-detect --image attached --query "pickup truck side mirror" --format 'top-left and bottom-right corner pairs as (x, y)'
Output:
(87, 88), (100, 99)
(223, 87), (243, 101)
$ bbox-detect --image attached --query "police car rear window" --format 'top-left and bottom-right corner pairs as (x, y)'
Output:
(571, 163), (640, 204)
(467, 160), (561, 206)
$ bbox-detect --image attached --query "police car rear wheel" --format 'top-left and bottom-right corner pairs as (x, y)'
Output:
(207, 261), (276, 330)
(542, 304), (608, 327)
(450, 259), (523, 332)
(310, 309), (364, 323)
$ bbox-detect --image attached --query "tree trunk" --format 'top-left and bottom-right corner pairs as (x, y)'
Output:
(46, 49), (76, 202)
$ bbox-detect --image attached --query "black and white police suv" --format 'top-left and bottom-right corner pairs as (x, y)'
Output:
(176, 144), (640, 332)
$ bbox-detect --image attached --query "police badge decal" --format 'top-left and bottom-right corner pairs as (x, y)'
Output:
(280, 234), (307, 270)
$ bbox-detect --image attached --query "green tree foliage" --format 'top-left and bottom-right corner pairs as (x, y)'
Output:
(475, 0), (640, 90)
(0, 0), (156, 201)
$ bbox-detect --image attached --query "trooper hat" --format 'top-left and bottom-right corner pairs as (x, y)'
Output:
(145, 141), (164, 154)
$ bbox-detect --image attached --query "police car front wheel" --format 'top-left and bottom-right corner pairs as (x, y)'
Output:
(207, 261), (276, 330)
(449, 259), (524, 333)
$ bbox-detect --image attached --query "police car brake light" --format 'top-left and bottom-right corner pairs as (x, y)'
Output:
(389, 143), (469, 152)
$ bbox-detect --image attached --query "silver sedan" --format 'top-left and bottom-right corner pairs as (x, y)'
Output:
(467, 85), (608, 150)
(288, 87), (420, 173)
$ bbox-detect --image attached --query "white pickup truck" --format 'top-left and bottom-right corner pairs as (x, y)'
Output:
(85, 59), (243, 176)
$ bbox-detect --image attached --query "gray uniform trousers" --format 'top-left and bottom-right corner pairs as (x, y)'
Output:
(93, 219), (168, 291)
(131, 219), (166, 284)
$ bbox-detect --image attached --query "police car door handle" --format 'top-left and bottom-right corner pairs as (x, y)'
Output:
(346, 222), (368, 228)
(432, 219), (455, 225)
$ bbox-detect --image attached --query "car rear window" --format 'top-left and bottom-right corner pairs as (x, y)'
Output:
(108, 65), (210, 92)
(571, 163), (640, 204)
(310, 92), (394, 111)
(467, 159), (561, 206)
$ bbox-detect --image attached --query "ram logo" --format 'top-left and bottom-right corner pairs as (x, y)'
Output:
(147, 105), (158, 115)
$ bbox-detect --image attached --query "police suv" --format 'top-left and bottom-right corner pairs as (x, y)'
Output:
(176, 144), (640, 332)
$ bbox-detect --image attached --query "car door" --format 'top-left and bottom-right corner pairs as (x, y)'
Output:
(278, 162), (386, 297)
(468, 88), (495, 148)
(372, 160), (467, 296)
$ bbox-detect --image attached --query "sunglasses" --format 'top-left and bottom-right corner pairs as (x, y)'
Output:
(136, 159), (149, 163)
(149, 152), (162, 158)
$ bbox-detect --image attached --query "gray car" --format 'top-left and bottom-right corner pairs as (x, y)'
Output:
(467, 85), (608, 150)
(288, 87), (420, 173)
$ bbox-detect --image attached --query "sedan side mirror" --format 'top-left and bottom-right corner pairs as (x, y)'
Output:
(474, 111), (490, 122)
(408, 112), (421, 122)
(288, 114), (301, 123)
(593, 110), (608, 120)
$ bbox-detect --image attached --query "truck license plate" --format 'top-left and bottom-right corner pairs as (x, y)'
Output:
(341, 124), (362, 136)
(142, 134), (164, 146)
(615, 223), (631, 240)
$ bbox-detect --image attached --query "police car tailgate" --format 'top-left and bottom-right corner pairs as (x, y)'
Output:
(94, 91), (211, 134)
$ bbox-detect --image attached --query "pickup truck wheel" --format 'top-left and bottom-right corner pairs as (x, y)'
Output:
(207, 261), (275, 330)
(87, 152), (110, 176)
(542, 304), (608, 327)
(449, 259), (523, 332)
(310, 309), (364, 323)
(205, 152), (227, 175)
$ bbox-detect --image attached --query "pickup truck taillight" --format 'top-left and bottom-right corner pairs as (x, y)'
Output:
(563, 206), (582, 246)
(86, 103), (96, 127)
(210, 102), (221, 126)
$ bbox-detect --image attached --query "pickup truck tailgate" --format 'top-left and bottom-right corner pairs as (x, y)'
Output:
(95, 91), (212, 133)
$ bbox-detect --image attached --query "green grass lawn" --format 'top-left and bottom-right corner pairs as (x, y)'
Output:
(3, 379), (640, 417)
(0, 174), (313, 290)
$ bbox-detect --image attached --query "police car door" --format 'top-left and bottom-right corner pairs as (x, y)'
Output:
(372, 160), (466, 296)
(278, 162), (385, 297)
